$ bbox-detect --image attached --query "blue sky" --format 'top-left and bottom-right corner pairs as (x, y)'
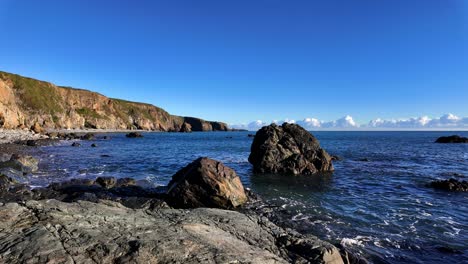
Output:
(1, 0), (467, 126)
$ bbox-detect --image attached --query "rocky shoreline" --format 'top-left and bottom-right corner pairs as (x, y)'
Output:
(0, 128), (366, 263)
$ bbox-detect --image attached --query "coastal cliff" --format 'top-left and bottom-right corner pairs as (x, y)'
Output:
(0, 71), (229, 132)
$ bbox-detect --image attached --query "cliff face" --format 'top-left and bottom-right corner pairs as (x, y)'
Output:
(0, 71), (229, 132)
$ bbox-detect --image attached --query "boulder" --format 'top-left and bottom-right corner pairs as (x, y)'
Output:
(126, 132), (143, 138)
(71, 142), (81, 147)
(435, 135), (468, 143)
(0, 174), (16, 192)
(81, 133), (95, 140)
(0, 154), (39, 174)
(26, 140), (38, 147)
(91, 143), (97, 147)
(430, 178), (468, 192)
(96, 176), (117, 189)
(30, 122), (44, 134)
(249, 123), (334, 175)
(166, 157), (248, 209)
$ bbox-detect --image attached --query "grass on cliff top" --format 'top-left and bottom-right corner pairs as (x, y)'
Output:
(112, 98), (169, 122)
(76, 107), (106, 119)
(0, 71), (63, 114)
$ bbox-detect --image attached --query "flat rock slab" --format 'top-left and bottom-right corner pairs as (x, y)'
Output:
(0, 199), (344, 264)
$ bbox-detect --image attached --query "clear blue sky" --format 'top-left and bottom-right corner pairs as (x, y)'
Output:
(1, 0), (467, 124)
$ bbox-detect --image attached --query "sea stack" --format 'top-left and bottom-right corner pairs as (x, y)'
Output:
(249, 123), (334, 175)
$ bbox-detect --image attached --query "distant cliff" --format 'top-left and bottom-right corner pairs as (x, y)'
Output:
(0, 71), (229, 132)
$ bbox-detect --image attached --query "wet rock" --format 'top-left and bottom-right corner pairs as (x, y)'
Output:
(101, 154), (111, 158)
(248, 133), (255, 138)
(96, 176), (117, 189)
(81, 133), (95, 140)
(71, 142), (81, 147)
(0, 199), (345, 264)
(26, 140), (38, 146)
(0, 154), (39, 174)
(166, 157), (248, 209)
(435, 135), (468, 143)
(126, 132), (143, 138)
(116, 177), (136, 187)
(430, 178), (468, 192)
(358, 158), (370, 162)
(249, 123), (334, 175)
(435, 246), (463, 254)
(91, 143), (97, 147)
(0, 174), (16, 192)
(331, 155), (342, 161)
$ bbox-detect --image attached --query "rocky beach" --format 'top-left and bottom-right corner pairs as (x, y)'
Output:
(0, 125), (364, 264)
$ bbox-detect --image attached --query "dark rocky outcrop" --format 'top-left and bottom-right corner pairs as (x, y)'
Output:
(96, 176), (117, 189)
(166, 157), (248, 209)
(435, 135), (468, 143)
(71, 142), (81, 147)
(126, 132), (143, 138)
(249, 123), (334, 175)
(81, 133), (95, 140)
(430, 178), (468, 192)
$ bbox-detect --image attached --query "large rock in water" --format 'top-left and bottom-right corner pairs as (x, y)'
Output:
(249, 123), (334, 175)
(430, 178), (468, 192)
(166, 157), (248, 209)
(435, 135), (468, 143)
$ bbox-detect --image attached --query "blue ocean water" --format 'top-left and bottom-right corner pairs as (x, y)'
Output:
(33, 131), (467, 263)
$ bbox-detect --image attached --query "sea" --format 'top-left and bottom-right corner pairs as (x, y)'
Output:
(31, 131), (467, 264)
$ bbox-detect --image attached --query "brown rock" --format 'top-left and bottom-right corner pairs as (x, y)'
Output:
(249, 123), (334, 175)
(179, 122), (192, 132)
(166, 157), (248, 209)
(31, 122), (44, 134)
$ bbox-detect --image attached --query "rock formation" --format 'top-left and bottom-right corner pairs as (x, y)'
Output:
(0, 199), (345, 263)
(435, 135), (468, 143)
(126, 132), (144, 138)
(249, 123), (334, 175)
(166, 157), (248, 209)
(0, 71), (229, 132)
(430, 178), (468, 192)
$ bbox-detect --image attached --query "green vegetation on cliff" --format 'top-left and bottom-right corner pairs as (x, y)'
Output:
(0, 70), (229, 131)
(1, 72), (63, 114)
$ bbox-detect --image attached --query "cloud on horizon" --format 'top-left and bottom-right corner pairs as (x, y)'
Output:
(231, 114), (468, 131)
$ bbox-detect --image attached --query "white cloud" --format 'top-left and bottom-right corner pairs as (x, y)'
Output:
(231, 113), (468, 131)
(297, 118), (321, 129)
(368, 113), (468, 129)
(322, 115), (359, 128)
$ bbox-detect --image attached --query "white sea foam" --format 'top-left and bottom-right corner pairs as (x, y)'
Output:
(340, 238), (363, 247)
